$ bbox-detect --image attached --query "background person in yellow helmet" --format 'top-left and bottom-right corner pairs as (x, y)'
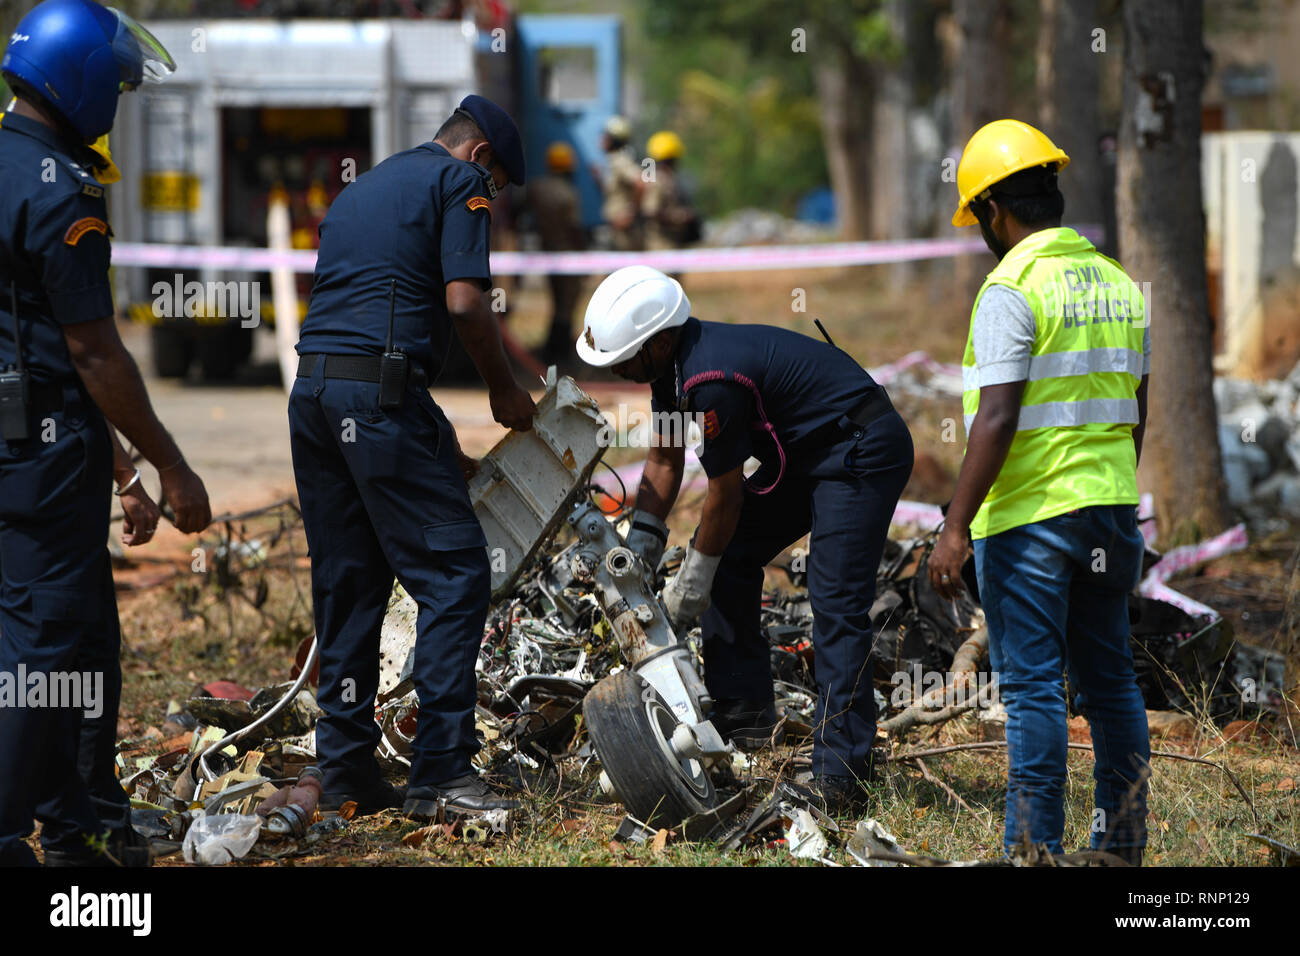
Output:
(528, 141), (587, 367)
(928, 119), (1151, 865)
(598, 114), (643, 251)
(642, 130), (701, 251)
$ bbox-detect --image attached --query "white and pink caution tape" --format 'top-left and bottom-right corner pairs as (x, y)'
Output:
(111, 236), (994, 277)
(1136, 522), (1248, 620)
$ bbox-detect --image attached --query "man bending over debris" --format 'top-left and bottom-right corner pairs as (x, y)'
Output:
(576, 266), (914, 814)
(929, 120), (1151, 864)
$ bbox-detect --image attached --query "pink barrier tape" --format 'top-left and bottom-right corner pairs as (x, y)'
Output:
(891, 500), (946, 529)
(1140, 581), (1221, 621)
(111, 237), (994, 277)
(1137, 522), (1248, 620)
(868, 350), (964, 385)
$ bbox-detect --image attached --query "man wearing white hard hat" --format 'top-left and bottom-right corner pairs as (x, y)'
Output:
(576, 266), (914, 814)
(599, 115), (643, 251)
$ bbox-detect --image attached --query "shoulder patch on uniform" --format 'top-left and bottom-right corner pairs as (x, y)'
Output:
(702, 409), (720, 440)
(64, 217), (109, 246)
(81, 183), (104, 199)
(466, 196), (492, 215)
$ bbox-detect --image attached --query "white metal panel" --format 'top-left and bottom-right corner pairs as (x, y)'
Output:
(391, 21), (476, 85)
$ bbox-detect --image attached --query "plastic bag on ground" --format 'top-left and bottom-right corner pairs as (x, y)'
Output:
(182, 813), (262, 865)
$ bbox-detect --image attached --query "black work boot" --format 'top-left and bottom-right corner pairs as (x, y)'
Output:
(712, 698), (785, 752)
(44, 827), (152, 867)
(319, 780), (407, 816)
(404, 774), (521, 819)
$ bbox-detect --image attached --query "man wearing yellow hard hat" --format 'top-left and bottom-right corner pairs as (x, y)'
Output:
(528, 141), (586, 366)
(642, 130), (700, 251)
(928, 119), (1151, 865)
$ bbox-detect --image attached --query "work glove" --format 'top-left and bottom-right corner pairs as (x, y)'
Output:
(624, 509), (670, 571)
(661, 546), (721, 632)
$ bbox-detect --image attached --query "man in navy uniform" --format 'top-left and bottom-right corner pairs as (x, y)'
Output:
(577, 266), (914, 814)
(0, 0), (211, 867)
(290, 95), (536, 818)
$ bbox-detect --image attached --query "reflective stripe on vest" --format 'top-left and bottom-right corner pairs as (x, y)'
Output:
(960, 227), (1146, 539)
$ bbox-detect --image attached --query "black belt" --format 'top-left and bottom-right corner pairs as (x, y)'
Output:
(296, 353), (428, 388)
(806, 386), (894, 448)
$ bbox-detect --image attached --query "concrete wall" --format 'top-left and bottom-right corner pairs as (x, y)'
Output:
(1204, 131), (1300, 378)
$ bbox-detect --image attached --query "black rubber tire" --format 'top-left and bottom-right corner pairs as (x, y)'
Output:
(583, 669), (716, 827)
(150, 323), (193, 379)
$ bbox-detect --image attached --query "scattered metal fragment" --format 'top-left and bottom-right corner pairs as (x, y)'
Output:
(846, 818), (907, 868)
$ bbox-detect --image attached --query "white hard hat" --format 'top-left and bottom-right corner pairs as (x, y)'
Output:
(576, 266), (691, 367)
(604, 115), (631, 141)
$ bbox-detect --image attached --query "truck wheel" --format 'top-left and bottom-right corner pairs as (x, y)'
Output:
(583, 669), (716, 827)
(151, 324), (193, 379)
(197, 324), (239, 381)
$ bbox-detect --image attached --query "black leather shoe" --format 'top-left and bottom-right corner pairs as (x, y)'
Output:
(320, 781), (407, 816)
(712, 698), (785, 751)
(404, 775), (521, 819)
(44, 828), (152, 868)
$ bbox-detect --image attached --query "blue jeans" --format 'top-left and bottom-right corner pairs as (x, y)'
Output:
(973, 505), (1149, 857)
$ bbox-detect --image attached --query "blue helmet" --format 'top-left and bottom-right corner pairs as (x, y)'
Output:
(2, 0), (175, 141)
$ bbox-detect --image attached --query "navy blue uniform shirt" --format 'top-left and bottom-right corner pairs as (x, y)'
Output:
(651, 318), (878, 478)
(298, 142), (494, 377)
(0, 112), (115, 385)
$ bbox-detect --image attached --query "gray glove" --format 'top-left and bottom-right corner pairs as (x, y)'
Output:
(625, 509), (670, 571)
(662, 546), (721, 631)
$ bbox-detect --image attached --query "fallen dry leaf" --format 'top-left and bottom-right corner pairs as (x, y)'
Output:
(651, 828), (669, 854)
(402, 825), (436, 848)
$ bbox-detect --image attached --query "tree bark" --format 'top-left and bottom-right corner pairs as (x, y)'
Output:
(1117, 0), (1231, 544)
(1037, 0), (1104, 233)
(952, 0), (1011, 138)
(814, 41), (875, 241)
(952, 0), (1012, 293)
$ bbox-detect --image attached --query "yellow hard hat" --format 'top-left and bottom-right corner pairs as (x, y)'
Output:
(88, 133), (121, 184)
(951, 119), (1069, 227)
(546, 141), (576, 173)
(647, 130), (684, 162)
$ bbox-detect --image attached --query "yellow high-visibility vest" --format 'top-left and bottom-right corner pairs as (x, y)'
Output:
(962, 227), (1147, 539)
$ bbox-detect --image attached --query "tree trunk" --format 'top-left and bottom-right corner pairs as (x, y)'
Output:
(1037, 0), (1104, 235)
(952, 0), (1012, 293)
(1117, 0), (1231, 544)
(953, 0), (1011, 137)
(815, 42), (875, 241)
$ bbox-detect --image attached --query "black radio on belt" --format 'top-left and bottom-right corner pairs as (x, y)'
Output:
(377, 277), (408, 409)
(0, 281), (30, 442)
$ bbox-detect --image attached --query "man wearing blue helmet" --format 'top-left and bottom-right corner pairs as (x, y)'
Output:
(0, 0), (211, 867)
(291, 94), (534, 819)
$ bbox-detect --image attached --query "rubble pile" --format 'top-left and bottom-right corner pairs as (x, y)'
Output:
(702, 208), (836, 247)
(114, 509), (1287, 865)
(1215, 360), (1300, 521)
